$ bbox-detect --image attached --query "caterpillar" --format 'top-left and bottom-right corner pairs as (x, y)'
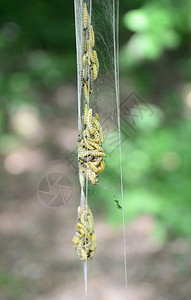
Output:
(92, 50), (99, 72)
(80, 150), (106, 158)
(97, 160), (105, 173)
(92, 63), (98, 80)
(90, 25), (95, 48)
(83, 82), (93, 101)
(88, 140), (103, 151)
(83, 3), (89, 29)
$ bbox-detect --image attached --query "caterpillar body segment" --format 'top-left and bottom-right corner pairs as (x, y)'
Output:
(82, 137), (95, 150)
(92, 157), (102, 166)
(81, 213), (93, 232)
(82, 59), (89, 82)
(87, 162), (102, 173)
(87, 108), (94, 133)
(83, 3), (89, 29)
(93, 117), (102, 132)
(90, 25), (95, 48)
(87, 135), (100, 144)
(92, 50), (99, 72)
(86, 168), (99, 185)
(97, 160), (105, 173)
(82, 29), (89, 53)
(92, 63), (98, 80)
(80, 150), (106, 158)
(83, 82), (92, 101)
(84, 103), (88, 125)
(88, 140), (103, 152)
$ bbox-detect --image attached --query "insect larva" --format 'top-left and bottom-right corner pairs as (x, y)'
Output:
(83, 83), (90, 101)
(84, 47), (97, 67)
(88, 140), (103, 151)
(76, 221), (82, 230)
(83, 3), (88, 29)
(85, 141), (95, 151)
(83, 103), (88, 125)
(92, 50), (99, 72)
(82, 29), (88, 53)
(86, 168), (98, 185)
(87, 135), (100, 144)
(91, 232), (96, 242)
(87, 209), (94, 228)
(89, 66), (94, 91)
(91, 234), (97, 249)
(77, 238), (85, 258)
(97, 160), (105, 173)
(72, 235), (80, 244)
(79, 168), (85, 187)
(92, 130), (103, 143)
(81, 205), (94, 227)
(82, 52), (89, 67)
(92, 157), (102, 166)
(76, 245), (81, 258)
(79, 155), (94, 163)
(87, 108), (94, 133)
(82, 129), (94, 150)
(90, 25), (95, 48)
(85, 41), (92, 54)
(82, 61), (89, 83)
(81, 69), (85, 86)
(93, 118), (104, 141)
(93, 118), (102, 132)
(99, 133), (104, 143)
(82, 58), (92, 85)
(80, 164), (88, 176)
(76, 222), (86, 233)
(80, 150), (106, 158)
(80, 248), (87, 260)
(81, 164), (98, 185)
(78, 130), (83, 143)
(81, 216), (92, 232)
(83, 241), (93, 251)
(89, 150), (106, 157)
(88, 162), (101, 174)
(92, 63), (98, 80)
(75, 231), (82, 238)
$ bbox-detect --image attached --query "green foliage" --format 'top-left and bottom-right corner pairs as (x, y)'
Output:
(94, 105), (191, 240)
(0, 0), (75, 134)
(121, 1), (190, 66)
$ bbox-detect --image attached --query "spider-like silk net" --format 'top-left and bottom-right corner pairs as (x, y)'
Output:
(74, 0), (127, 297)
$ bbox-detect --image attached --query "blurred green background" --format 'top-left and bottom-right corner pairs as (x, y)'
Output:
(0, 0), (191, 299)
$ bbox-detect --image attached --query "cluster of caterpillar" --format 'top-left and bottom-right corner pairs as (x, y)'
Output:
(73, 3), (104, 262)
(78, 104), (106, 185)
(72, 205), (97, 260)
(81, 3), (99, 101)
